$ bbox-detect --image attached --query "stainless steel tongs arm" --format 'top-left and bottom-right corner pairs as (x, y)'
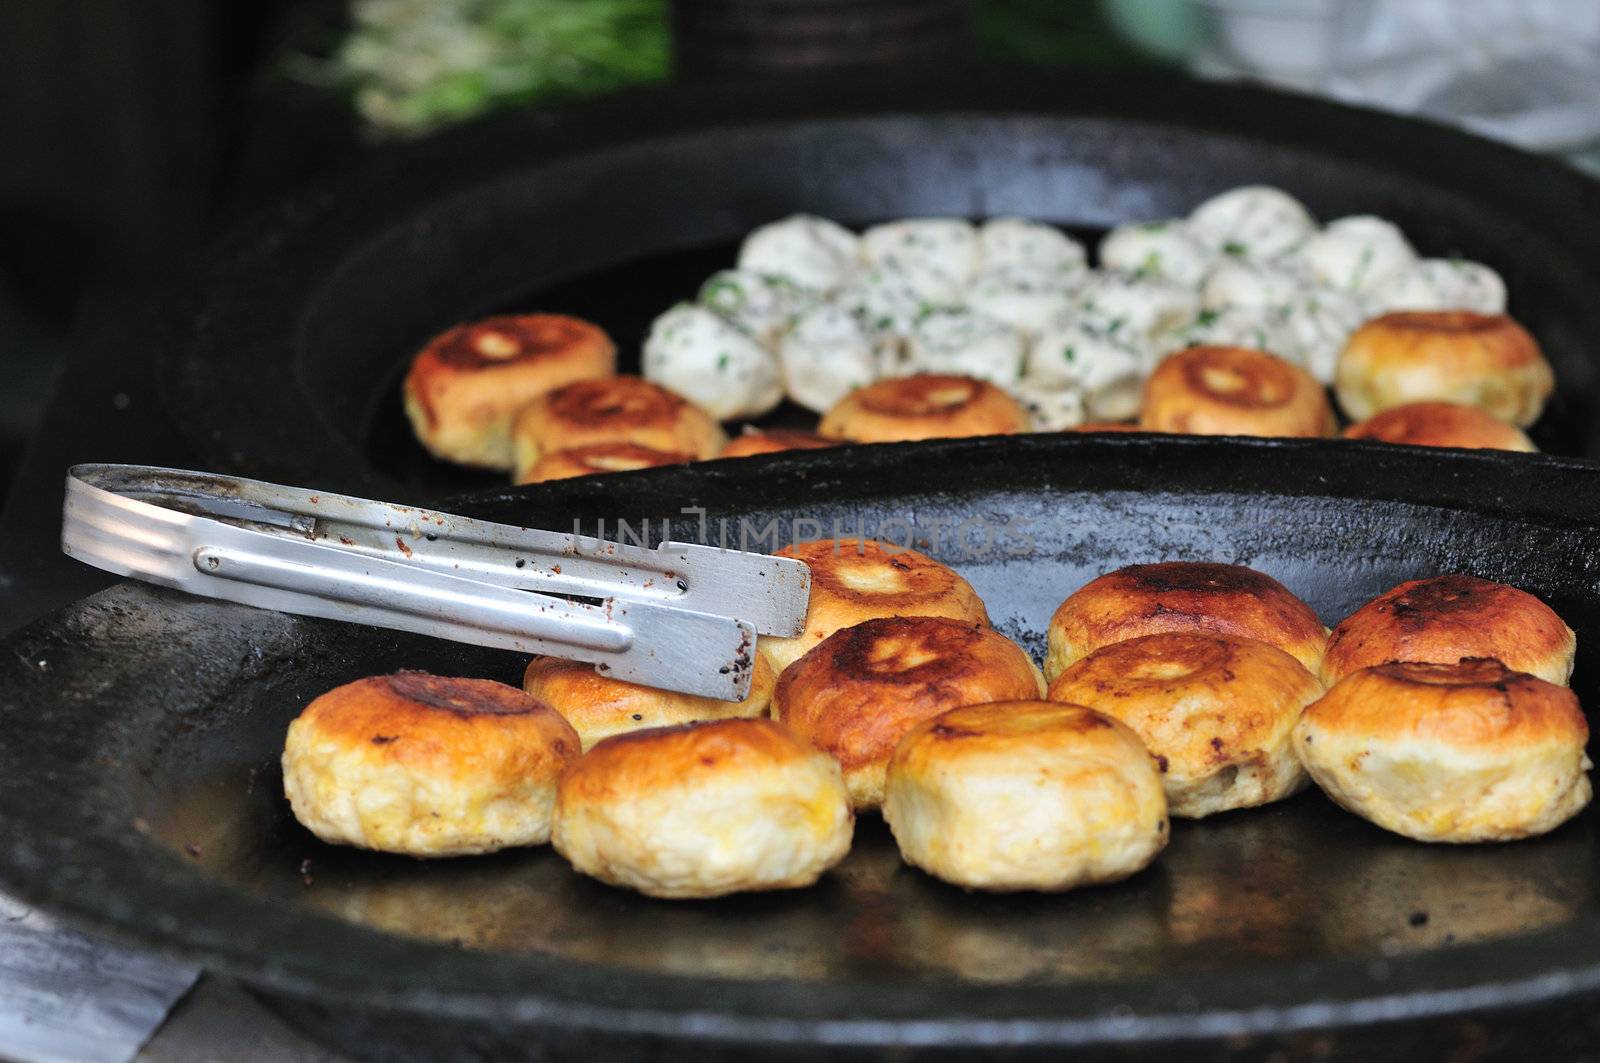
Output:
(60, 465), (810, 700)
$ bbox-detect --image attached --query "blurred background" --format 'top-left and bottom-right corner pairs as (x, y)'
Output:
(3, 0), (1598, 501)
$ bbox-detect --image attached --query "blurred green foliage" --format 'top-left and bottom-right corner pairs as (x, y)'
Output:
(302, 0), (1153, 136)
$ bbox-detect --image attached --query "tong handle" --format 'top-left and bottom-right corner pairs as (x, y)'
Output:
(62, 466), (762, 700)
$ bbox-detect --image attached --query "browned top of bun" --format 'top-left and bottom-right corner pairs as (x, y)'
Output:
(557, 718), (817, 803)
(1352, 312), (1539, 370)
(296, 672), (578, 778)
(774, 616), (1039, 777)
(539, 376), (695, 431)
(1180, 346), (1305, 408)
(902, 699), (1126, 749)
(856, 375), (988, 418)
(519, 442), (692, 483)
(406, 314), (613, 427)
(719, 429), (837, 459)
(1342, 402), (1534, 451)
(1052, 562), (1326, 672)
(1322, 574), (1574, 684)
(820, 375), (1027, 441)
(776, 538), (985, 616)
(1047, 632), (1322, 772)
(1303, 658), (1586, 751)
(426, 315), (605, 369)
(523, 653), (774, 746)
(1141, 346), (1330, 436)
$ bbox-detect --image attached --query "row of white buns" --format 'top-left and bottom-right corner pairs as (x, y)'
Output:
(642, 187), (1509, 429)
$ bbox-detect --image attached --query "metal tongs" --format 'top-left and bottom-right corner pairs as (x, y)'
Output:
(60, 465), (811, 700)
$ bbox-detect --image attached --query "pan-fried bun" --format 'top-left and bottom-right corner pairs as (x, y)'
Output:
(511, 375), (725, 478)
(282, 672), (579, 857)
(523, 653), (776, 751)
(403, 314), (616, 469)
(774, 616), (1045, 809)
(1047, 633), (1321, 818)
(1140, 346), (1334, 437)
(883, 700), (1168, 891)
(1334, 311), (1553, 426)
(552, 718), (853, 898)
(1341, 401), (1535, 452)
(760, 538), (989, 677)
(1045, 561), (1327, 682)
(819, 374), (1029, 443)
(515, 442), (692, 484)
(718, 428), (837, 459)
(1321, 574), (1576, 687)
(1293, 659), (1590, 842)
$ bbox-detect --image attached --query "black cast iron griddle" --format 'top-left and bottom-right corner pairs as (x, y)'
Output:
(159, 67), (1600, 503)
(4, 436), (1600, 1060)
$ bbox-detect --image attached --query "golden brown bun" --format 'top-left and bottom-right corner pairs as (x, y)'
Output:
(1047, 633), (1321, 817)
(718, 429), (838, 459)
(819, 374), (1029, 443)
(510, 375), (725, 478)
(1341, 401), (1536, 452)
(523, 653), (776, 751)
(1293, 659), (1591, 842)
(1140, 346), (1334, 437)
(1321, 574), (1576, 687)
(552, 718), (853, 898)
(883, 700), (1167, 891)
(281, 672), (579, 857)
(403, 314), (616, 469)
(1334, 311), (1554, 427)
(514, 442), (692, 484)
(774, 616), (1045, 808)
(759, 538), (990, 677)
(1045, 561), (1327, 681)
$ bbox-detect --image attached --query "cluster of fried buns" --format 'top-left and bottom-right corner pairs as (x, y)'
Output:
(404, 307), (1553, 487)
(282, 548), (1588, 900)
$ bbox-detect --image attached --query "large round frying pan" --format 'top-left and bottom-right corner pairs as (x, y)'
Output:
(160, 67), (1600, 502)
(4, 436), (1600, 1059)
